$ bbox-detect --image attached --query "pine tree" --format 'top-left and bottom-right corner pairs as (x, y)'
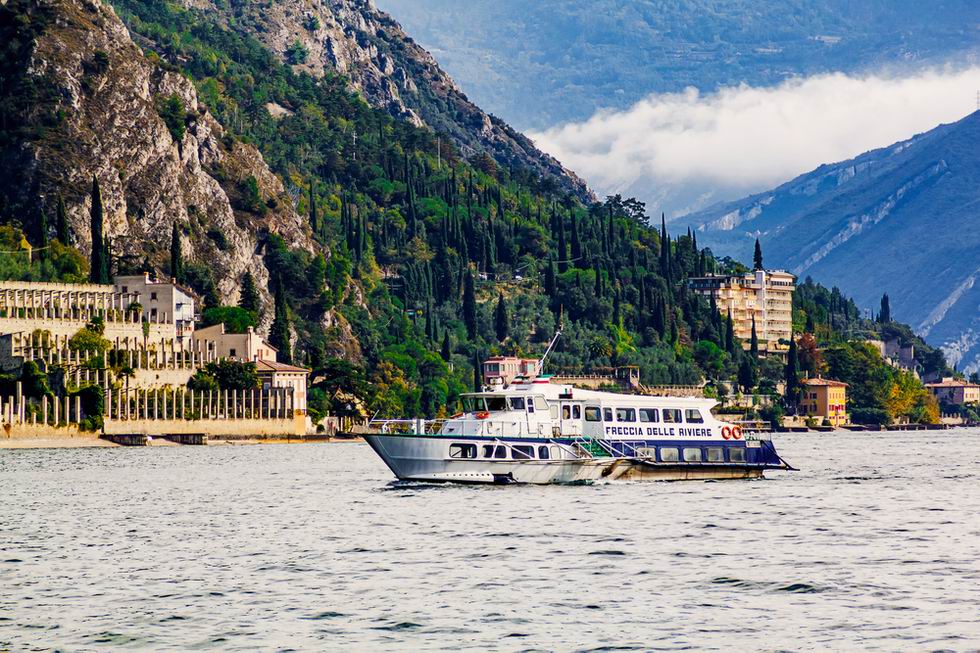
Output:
(55, 194), (70, 244)
(89, 176), (110, 283)
(750, 316), (759, 359)
(463, 270), (477, 340)
(441, 331), (452, 362)
(269, 276), (292, 364)
(239, 270), (261, 316)
(494, 293), (509, 342)
(878, 293), (891, 323)
(753, 238), (763, 270)
(170, 222), (183, 282)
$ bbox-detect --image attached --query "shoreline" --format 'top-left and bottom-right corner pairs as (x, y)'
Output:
(0, 435), (366, 450)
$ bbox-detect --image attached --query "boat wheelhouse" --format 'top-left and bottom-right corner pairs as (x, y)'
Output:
(365, 375), (792, 485)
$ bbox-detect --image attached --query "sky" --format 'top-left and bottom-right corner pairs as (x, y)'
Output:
(529, 67), (980, 218)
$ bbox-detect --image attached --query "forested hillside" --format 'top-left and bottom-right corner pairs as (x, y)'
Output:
(0, 0), (949, 425)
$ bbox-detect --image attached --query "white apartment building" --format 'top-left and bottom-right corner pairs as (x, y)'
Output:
(114, 274), (195, 340)
(689, 269), (796, 353)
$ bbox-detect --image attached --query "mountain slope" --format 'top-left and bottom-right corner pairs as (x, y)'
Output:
(0, 0), (314, 308)
(376, 0), (980, 130)
(680, 111), (980, 371)
(171, 0), (590, 200)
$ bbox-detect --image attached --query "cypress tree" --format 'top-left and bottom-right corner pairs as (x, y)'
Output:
(269, 276), (292, 364)
(753, 238), (764, 270)
(441, 331), (452, 362)
(878, 293), (891, 323)
(544, 259), (557, 298)
(239, 270), (261, 316)
(170, 222), (182, 282)
(309, 181), (318, 234)
(88, 176), (109, 283)
(557, 216), (568, 273)
(738, 356), (758, 393)
(571, 216), (582, 261)
(785, 336), (800, 406)
(805, 311), (815, 333)
(463, 271), (477, 340)
(750, 316), (759, 359)
(494, 292), (509, 342)
(55, 194), (70, 244)
(36, 204), (48, 258)
(725, 309), (735, 354)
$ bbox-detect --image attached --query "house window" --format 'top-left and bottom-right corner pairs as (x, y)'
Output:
(230, 348), (237, 357)
(150, 292), (158, 300)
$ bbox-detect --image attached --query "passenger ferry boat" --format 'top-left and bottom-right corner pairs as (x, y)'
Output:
(365, 334), (793, 485)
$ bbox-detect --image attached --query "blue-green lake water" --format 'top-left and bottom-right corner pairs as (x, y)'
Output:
(2, 431), (979, 651)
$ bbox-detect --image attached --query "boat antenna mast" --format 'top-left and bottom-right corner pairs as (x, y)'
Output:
(538, 308), (563, 375)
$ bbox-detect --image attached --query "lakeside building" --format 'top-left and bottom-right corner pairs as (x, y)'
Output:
(925, 378), (980, 406)
(865, 338), (919, 378)
(483, 356), (541, 387)
(193, 324), (278, 363)
(688, 269), (796, 353)
(800, 377), (849, 427)
(114, 274), (196, 340)
(256, 360), (310, 414)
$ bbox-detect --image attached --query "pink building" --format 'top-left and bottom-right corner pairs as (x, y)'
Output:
(482, 356), (541, 387)
(925, 378), (980, 405)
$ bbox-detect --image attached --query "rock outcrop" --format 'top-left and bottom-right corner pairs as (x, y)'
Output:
(0, 0), (315, 307)
(175, 0), (592, 201)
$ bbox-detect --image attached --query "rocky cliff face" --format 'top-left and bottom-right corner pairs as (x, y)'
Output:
(0, 0), (314, 308)
(174, 0), (592, 201)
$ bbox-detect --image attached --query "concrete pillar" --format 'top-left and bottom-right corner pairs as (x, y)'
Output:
(105, 388), (111, 421)
(15, 381), (22, 424)
(116, 386), (122, 421)
(74, 395), (81, 425)
(223, 389), (229, 419)
(63, 395), (69, 424)
(42, 395), (48, 425)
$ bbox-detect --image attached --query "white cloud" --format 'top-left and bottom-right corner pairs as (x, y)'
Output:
(529, 67), (980, 216)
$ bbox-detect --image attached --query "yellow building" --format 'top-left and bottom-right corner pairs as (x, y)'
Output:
(689, 269), (796, 353)
(801, 377), (849, 426)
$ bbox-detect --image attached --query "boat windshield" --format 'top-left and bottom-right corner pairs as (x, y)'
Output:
(465, 396), (523, 412)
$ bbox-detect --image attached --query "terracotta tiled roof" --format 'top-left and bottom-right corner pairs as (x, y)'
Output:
(255, 360), (310, 374)
(802, 377), (848, 387)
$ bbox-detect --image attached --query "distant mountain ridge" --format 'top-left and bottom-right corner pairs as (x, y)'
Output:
(678, 111), (980, 371)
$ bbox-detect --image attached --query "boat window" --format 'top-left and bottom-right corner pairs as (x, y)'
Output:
(509, 397), (526, 410)
(482, 445), (508, 459)
(513, 445), (534, 459)
(616, 407), (636, 422)
(685, 409), (704, 424)
(550, 445), (561, 460)
(603, 408), (613, 422)
(660, 447), (679, 462)
(585, 407), (602, 422)
(534, 397), (549, 412)
(729, 447), (746, 463)
(485, 397), (507, 411)
(527, 400), (535, 413)
(550, 405), (559, 419)
(538, 446), (550, 460)
(639, 408), (659, 423)
(638, 447), (656, 458)
(449, 443), (477, 459)
(706, 447), (724, 462)
(663, 408), (682, 423)
(683, 448), (702, 462)
(572, 405), (581, 419)
(562, 405), (571, 419)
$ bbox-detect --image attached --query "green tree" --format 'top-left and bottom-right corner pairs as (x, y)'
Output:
(753, 238), (763, 270)
(878, 293), (891, 323)
(55, 194), (70, 244)
(170, 222), (182, 281)
(738, 356), (758, 393)
(440, 331), (452, 362)
(750, 316), (759, 359)
(239, 270), (261, 316)
(494, 292), (509, 342)
(473, 351), (482, 392)
(88, 176), (110, 283)
(463, 270), (477, 340)
(157, 93), (186, 143)
(785, 336), (801, 406)
(202, 359), (260, 391)
(268, 275), (292, 364)
(202, 306), (258, 333)
(35, 204), (48, 258)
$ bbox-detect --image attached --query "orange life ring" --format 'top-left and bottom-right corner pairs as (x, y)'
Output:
(451, 412), (463, 419)
(732, 426), (743, 440)
(476, 411), (490, 419)
(721, 426), (732, 440)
